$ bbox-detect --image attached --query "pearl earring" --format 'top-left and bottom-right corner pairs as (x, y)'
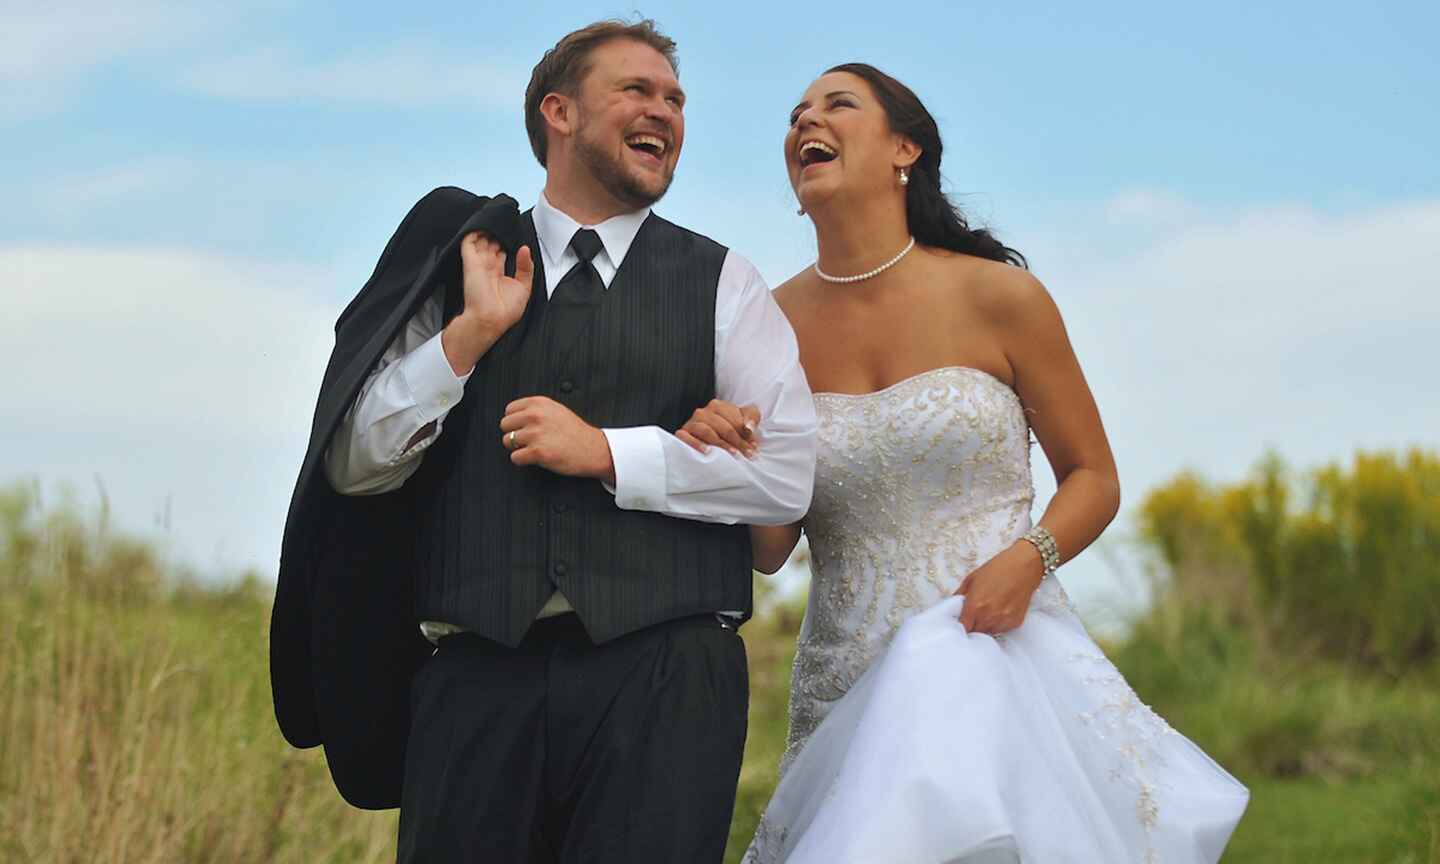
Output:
(899, 168), (909, 187)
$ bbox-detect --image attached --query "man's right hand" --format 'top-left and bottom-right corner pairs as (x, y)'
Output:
(443, 232), (535, 375)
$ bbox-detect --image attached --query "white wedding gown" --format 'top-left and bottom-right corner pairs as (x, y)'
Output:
(743, 367), (1249, 864)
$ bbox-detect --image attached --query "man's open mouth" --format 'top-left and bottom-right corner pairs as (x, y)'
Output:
(626, 134), (669, 159)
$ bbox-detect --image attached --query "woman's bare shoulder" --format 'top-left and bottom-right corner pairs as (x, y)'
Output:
(945, 256), (1053, 324)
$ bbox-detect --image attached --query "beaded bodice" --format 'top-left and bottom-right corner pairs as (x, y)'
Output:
(785, 366), (1071, 759)
(806, 366), (1035, 604)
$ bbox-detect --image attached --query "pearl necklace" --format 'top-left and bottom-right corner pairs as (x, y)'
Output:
(813, 236), (916, 284)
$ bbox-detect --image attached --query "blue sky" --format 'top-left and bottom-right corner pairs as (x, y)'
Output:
(4, 1), (1438, 623)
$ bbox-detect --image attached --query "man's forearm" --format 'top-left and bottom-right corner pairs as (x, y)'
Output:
(605, 422), (815, 525)
(441, 312), (503, 377)
(325, 321), (469, 495)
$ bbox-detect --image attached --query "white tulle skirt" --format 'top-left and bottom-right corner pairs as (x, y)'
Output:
(743, 595), (1249, 863)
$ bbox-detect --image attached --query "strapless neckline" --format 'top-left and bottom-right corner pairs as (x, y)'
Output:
(812, 365), (1015, 402)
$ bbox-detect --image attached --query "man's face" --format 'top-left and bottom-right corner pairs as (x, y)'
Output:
(569, 38), (685, 209)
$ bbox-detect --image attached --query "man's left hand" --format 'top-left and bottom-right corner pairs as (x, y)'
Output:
(500, 397), (615, 483)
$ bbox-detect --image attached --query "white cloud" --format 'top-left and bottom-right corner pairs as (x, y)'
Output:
(1021, 197), (1440, 623)
(1058, 199), (1437, 470)
(181, 43), (528, 110)
(0, 2), (191, 80)
(38, 160), (186, 217)
(0, 244), (338, 574)
(1101, 188), (1195, 226)
(0, 1), (221, 118)
(0, 4), (513, 119)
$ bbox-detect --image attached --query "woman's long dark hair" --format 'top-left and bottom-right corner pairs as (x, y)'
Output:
(827, 63), (1026, 268)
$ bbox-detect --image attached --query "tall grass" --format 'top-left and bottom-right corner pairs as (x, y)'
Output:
(0, 484), (396, 862)
(3, 450), (1438, 862)
(0, 481), (791, 863)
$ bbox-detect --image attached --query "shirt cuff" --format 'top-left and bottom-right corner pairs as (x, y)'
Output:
(601, 426), (667, 511)
(400, 331), (470, 423)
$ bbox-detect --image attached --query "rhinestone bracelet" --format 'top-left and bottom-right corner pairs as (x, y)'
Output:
(1020, 526), (1060, 581)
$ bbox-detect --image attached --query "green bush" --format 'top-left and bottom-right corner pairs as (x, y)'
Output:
(1138, 448), (1440, 673)
(1118, 449), (1440, 860)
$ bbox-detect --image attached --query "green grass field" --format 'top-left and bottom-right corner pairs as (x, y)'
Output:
(3, 581), (1435, 863)
(3, 451), (1437, 862)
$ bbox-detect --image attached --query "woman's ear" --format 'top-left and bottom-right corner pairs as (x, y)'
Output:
(893, 135), (922, 171)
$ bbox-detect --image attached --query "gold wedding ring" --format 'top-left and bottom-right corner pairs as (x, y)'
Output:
(506, 431), (517, 450)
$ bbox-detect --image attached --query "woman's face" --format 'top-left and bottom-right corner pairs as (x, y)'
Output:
(785, 71), (901, 211)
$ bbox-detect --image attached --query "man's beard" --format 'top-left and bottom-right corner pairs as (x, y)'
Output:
(574, 116), (673, 210)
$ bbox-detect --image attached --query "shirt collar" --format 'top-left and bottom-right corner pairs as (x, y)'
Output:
(533, 192), (651, 274)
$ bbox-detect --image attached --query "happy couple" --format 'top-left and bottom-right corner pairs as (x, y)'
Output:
(269, 16), (1248, 864)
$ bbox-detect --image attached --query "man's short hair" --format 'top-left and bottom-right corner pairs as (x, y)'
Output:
(524, 19), (679, 167)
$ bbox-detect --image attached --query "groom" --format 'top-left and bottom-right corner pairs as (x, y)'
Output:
(270, 18), (817, 863)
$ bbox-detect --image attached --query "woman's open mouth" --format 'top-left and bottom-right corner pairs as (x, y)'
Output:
(798, 139), (838, 172)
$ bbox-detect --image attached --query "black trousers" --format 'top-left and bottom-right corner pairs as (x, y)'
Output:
(396, 613), (749, 863)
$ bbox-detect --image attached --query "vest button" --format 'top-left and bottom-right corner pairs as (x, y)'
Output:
(553, 562), (568, 577)
(559, 379), (576, 394)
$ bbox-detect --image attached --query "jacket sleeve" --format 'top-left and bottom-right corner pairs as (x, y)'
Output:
(269, 189), (518, 808)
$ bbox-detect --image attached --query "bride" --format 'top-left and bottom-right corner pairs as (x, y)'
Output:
(679, 63), (1249, 863)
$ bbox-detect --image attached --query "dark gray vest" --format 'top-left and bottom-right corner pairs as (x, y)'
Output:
(410, 211), (753, 646)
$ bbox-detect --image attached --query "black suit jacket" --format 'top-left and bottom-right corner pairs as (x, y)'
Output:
(270, 187), (522, 809)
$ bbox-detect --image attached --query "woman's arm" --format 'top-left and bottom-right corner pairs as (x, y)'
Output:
(750, 524), (803, 574)
(955, 267), (1120, 635)
(1003, 271), (1121, 562)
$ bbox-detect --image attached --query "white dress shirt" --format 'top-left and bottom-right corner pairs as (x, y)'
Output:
(324, 193), (817, 624)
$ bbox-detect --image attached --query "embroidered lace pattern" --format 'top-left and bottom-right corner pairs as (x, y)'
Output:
(743, 368), (1215, 862)
(781, 367), (1059, 767)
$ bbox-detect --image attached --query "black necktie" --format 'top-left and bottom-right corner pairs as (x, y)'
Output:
(552, 228), (604, 307)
